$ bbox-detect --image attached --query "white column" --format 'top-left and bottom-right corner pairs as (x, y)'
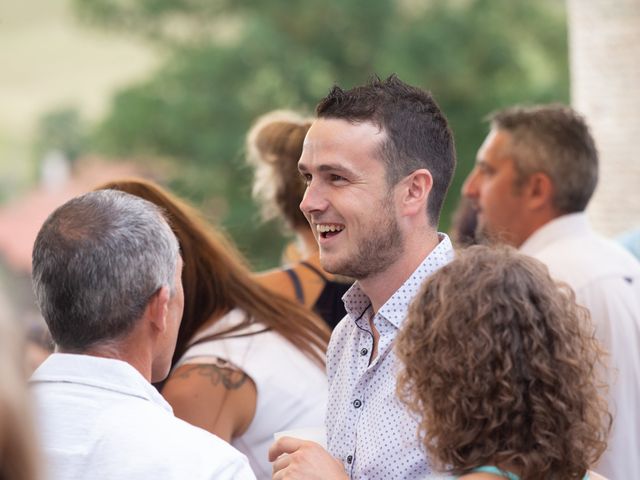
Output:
(567, 0), (640, 236)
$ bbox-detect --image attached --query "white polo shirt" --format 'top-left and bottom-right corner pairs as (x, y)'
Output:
(30, 353), (256, 480)
(520, 213), (640, 480)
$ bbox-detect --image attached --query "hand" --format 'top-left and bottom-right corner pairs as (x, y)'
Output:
(269, 436), (349, 480)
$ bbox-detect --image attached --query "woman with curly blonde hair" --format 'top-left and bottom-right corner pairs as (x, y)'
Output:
(246, 110), (352, 330)
(396, 245), (611, 480)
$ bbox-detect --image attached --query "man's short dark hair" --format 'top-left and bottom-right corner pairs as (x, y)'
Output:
(316, 74), (456, 225)
(32, 190), (179, 352)
(489, 104), (599, 214)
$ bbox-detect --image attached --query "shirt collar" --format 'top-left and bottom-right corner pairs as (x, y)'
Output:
(519, 212), (591, 256)
(343, 233), (454, 329)
(30, 353), (173, 413)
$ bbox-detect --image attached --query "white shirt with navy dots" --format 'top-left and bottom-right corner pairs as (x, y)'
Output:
(326, 234), (454, 479)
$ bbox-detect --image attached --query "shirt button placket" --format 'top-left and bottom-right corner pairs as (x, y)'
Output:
(347, 324), (370, 476)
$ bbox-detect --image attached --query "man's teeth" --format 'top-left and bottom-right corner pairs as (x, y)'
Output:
(317, 224), (344, 233)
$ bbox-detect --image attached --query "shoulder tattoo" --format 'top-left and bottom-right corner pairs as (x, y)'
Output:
(177, 361), (249, 390)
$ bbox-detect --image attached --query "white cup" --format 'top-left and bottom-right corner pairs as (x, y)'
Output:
(273, 426), (327, 449)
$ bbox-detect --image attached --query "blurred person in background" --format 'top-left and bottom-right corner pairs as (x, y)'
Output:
(246, 110), (353, 330)
(24, 318), (53, 375)
(30, 190), (254, 479)
(0, 314), (40, 480)
(463, 104), (640, 479)
(616, 227), (640, 260)
(449, 197), (478, 248)
(396, 245), (610, 480)
(100, 179), (330, 480)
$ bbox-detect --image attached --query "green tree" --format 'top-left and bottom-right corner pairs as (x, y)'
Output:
(73, 0), (569, 268)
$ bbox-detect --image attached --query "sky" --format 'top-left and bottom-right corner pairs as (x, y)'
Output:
(0, 0), (159, 186)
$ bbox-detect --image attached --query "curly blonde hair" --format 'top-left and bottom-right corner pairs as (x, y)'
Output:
(396, 245), (610, 479)
(245, 110), (312, 231)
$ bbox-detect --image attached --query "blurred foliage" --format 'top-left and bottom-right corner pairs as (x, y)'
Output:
(33, 107), (88, 166)
(73, 0), (569, 269)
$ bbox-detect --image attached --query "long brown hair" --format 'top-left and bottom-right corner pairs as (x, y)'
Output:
(396, 245), (610, 479)
(98, 179), (330, 367)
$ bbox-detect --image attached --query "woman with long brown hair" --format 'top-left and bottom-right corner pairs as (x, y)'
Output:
(99, 179), (330, 480)
(396, 245), (611, 480)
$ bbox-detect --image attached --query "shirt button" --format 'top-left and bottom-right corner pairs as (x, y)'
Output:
(346, 455), (353, 464)
(353, 399), (362, 408)
(360, 348), (368, 356)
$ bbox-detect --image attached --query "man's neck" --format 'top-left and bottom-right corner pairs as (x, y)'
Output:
(77, 338), (153, 382)
(519, 212), (588, 254)
(359, 230), (440, 313)
(512, 208), (561, 248)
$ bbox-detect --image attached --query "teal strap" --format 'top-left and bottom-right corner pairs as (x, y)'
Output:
(470, 466), (520, 480)
(462, 466), (589, 480)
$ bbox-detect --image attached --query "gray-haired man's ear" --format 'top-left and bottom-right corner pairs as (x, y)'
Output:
(523, 172), (555, 213)
(145, 286), (171, 335)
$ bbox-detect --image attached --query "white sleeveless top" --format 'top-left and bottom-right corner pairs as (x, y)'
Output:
(175, 308), (328, 480)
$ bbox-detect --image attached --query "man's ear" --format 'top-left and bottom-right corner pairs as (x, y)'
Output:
(524, 172), (554, 211)
(398, 169), (433, 217)
(145, 286), (171, 334)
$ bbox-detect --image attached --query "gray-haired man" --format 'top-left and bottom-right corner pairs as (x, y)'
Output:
(30, 190), (255, 480)
(463, 104), (640, 479)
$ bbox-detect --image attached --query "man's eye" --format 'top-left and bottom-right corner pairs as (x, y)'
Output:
(330, 174), (346, 182)
(302, 174), (312, 185)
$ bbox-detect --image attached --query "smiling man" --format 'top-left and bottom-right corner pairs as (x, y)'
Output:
(463, 104), (640, 479)
(269, 75), (456, 479)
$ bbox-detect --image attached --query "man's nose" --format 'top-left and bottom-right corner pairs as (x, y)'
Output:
(462, 168), (479, 198)
(299, 180), (326, 215)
